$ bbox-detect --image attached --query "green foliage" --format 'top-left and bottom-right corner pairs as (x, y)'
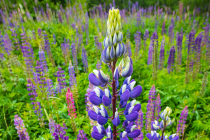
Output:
(0, 0), (209, 139)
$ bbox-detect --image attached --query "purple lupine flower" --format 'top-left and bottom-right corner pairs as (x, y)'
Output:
(14, 115), (30, 140)
(177, 32), (183, 65)
(162, 20), (165, 35)
(85, 82), (95, 111)
(94, 36), (101, 52)
(167, 46), (176, 73)
(53, 34), (56, 44)
(0, 32), (4, 49)
(149, 85), (156, 120)
(10, 29), (21, 51)
(204, 22), (210, 64)
(85, 13), (89, 45)
(71, 43), (78, 69)
(3, 34), (13, 55)
(159, 37), (165, 69)
(46, 79), (54, 96)
(195, 33), (203, 62)
(146, 85), (156, 131)
(187, 31), (196, 72)
(49, 118), (56, 134)
(38, 46), (48, 73)
(0, 53), (4, 60)
(169, 24), (174, 43)
(69, 61), (77, 87)
(155, 20), (158, 31)
(43, 31), (54, 62)
(53, 123), (69, 140)
(177, 106), (188, 137)
(27, 79), (37, 101)
(38, 28), (42, 37)
(82, 47), (88, 72)
(148, 37), (154, 65)
(188, 30), (196, 53)
(20, 32), (34, 73)
(55, 67), (66, 90)
(96, 60), (102, 70)
(126, 29), (130, 40)
(134, 109), (144, 140)
(31, 101), (43, 121)
(127, 41), (132, 57)
(35, 60), (47, 99)
(77, 130), (88, 140)
(171, 17), (175, 28)
(136, 11), (141, 27)
(146, 99), (153, 131)
(58, 11), (62, 23)
(155, 94), (161, 120)
(134, 32), (141, 55)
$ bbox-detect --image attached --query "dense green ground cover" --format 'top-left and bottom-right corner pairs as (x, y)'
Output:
(0, 1), (209, 140)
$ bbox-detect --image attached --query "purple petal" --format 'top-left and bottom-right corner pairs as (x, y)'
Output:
(88, 73), (101, 86)
(146, 133), (153, 139)
(112, 116), (120, 126)
(91, 131), (104, 140)
(110, 45), (116, 59)
(130, 85), (142, 98)
(120, 89), (130, 102)
(88, 110), (98, 121)
(98, 70), (108, 84)
(102, 95), (111, 106)
(120, 100), (127, 108)
(120, 137), (129, 140)
(128, 130), (140, 138)
(97, 115), (108, 125)
(122, 63), (133, 77)
(125, 111), (138, 122)
(89, 93), (102, 105)
(114, 68), (119, 80)
(132, 104), (141, 113)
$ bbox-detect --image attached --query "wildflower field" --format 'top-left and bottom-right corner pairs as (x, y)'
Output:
(0, 0), (210, 140)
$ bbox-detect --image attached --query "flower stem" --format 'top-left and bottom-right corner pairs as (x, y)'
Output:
(112, 60), (117, 140)
(161, 120), (167, 140)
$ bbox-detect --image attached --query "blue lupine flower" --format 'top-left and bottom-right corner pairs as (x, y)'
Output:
(91, 124), (106, 139)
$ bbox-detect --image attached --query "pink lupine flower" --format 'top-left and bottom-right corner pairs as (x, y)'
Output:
(66, 88), (77, 118)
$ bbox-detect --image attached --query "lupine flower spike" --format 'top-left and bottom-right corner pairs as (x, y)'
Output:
(88, 7), (142, 140)
(14, 115), (30, 140)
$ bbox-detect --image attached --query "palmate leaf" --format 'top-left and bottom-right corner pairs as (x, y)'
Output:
(161, 95), (178, 104)
(192, 120), (210, 133)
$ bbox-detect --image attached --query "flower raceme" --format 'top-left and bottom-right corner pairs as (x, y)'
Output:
(87, 7), (142, 140)
(66, 88), (77, 118)
(14, 115), (30, 140)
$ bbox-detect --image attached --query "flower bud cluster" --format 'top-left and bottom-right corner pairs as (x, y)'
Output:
(146, 107), (179, 140)
(102, 7), (126, 63)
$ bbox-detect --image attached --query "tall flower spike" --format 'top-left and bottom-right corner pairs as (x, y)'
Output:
(14, 115), (30, 140)
(69, 61), (77, 87)
(177, 106), (188, 137)
(167, 46), (176, 73)
(155, 93), (161, 120)
(77, 130), (88, 140)
(82, 47), (88, 72)
(66, 88), (77, 118)
(159, 37), (165, 69)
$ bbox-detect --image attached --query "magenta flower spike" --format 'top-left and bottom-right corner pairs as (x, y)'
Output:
(66, 87), (77, 118)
